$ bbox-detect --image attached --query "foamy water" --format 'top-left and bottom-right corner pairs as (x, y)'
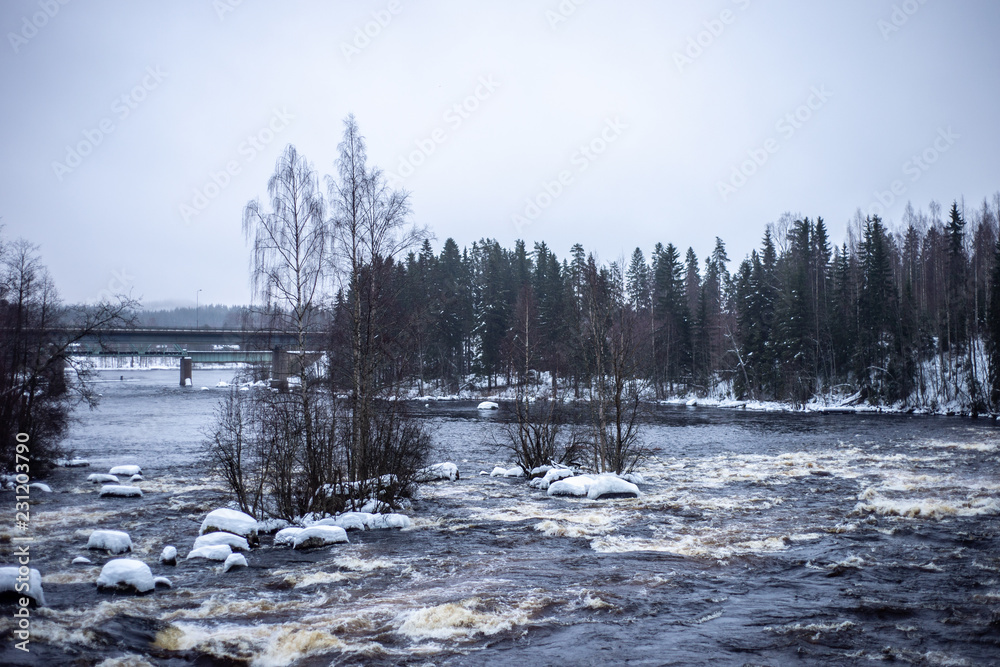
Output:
(2, 370), (999, 665)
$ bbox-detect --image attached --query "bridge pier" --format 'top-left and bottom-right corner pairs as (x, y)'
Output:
(180, 357), (192, 386)
(270, 346), (289, 391)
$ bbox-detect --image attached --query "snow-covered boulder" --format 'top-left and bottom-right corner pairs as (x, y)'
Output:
(369, 513), (411, 530)
(477, 401), (499, 410)
(97, 559), (154, 594)
(315, 514), (367, 531)
(186, 544), (233, 561)
(530, 467), (575, 489)
(489, 466), (507, 477)
(199, 508), (259, 545)
(130, 474), (144, 483)
(0, 566), (45, 605)
(72, 556), (92, 565)
(223, 553), (247, 573)
(160, 546), (177, 566)
(547, 475), (594, 497)
(99, 485), (142, 498)
(154, 576), (172, 588)
(415, 462), (459, 482)
(292, 526), (349, 549)
(29, 482), (51, 493)
(529, 465), (553, 478)
(88, 473), (119, 484)
(586, 475), (640, 500)
(359, 499), (389, 514)
(87, 529), (132, 554)
(109, 465), (142, 477)
(193, 532), (250, 552)
(503, 466), (524, 478)
(273, 527), (304, 546)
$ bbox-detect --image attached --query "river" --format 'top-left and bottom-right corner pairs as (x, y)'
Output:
(2, 369), (999, 666)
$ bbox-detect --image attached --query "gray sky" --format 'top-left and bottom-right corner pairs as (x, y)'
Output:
(2, 0), (998, 306)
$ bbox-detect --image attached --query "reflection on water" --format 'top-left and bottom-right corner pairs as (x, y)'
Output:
(1, 370), (999, 665)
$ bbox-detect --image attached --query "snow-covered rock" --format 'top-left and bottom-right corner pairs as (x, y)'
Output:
(547, 475), (595, 497)
(477, 401), (499, 410)
(503, 466), (524, 478)
(99, 485), (143, 498)
(199, 508), (259, 544)
(87, 529), (132, 554)
(100, 484), (142, 498)
(29, 482), (51, 493)
(315, 514), (366, 531)
(216, 380), (229, 387)
(415, 462), (459, 482)
(369, 513), (411, 530)
(0, 566), (45, 605)
(72, 556), (92, 565)
(109, 465), (142, 477)
(546, 474), (641, 500)
(292, 526), (349, 549)
(223, 553), (248, 572)
(529, 465), (553, 478)
(193, 532), (250, 552)
(154, 576), (172, 588)
(130, 474), (144, 483)
(186, 544), (233, 561)
(97, 559), (154, 594)
(620, 472), (644, 485)
(489, 466), (507, 477)
(359, 499), (389, 514)
(160, 546), (177, 566)
(586, 475), (640, 500)
(273, 527), (304, 546)
(56, 457), (90, 467)
(530, 467), (575, 489)
(88, 473), (119, 484)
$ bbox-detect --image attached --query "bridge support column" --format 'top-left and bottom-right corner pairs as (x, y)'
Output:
(270, 346), (289, 391)
(180, 357), (193, 387)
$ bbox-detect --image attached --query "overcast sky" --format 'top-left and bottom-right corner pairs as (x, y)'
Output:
(1, 0), (998, 307)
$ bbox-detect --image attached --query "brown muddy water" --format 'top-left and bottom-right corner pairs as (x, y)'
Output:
(1, 370), (999, 666)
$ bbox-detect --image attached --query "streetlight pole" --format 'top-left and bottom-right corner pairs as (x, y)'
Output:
(196, 289), (202, 329)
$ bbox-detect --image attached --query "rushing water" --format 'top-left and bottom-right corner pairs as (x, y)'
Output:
(2, 369), (1000, 666)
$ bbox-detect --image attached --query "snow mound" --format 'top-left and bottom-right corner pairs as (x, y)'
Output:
(186, 544), (233, 561)
(199, 508), (259, 544)
(223, 553), (248, 572)
(257, 518), (289, 534)
(370, 513), (411, 529)
(100, 485), (142, 498)
(415, 462), (460, 482)
(547, 475), (595, 497)
(29, 482), (51, 493)
(292, 526), (349, 549)
(96, 559), (154, 594)
(154, 576), (172, 588)
(489, 466), (506, 477)
(130, 474), (144, 482)
(216, 380), (229, 387)
(0, 566), (45, 605)
(530, 467), (575, 490)
(504, 466), (524, 478)
(56, 457), (90, 467)
(477, 401), (499, 410)
(160, 546), (177, 566)
(109, 465), (142, 477)
(586, 475), (640, 500)
(313, 511), (411, 531)
(88, 473), (119, 484)
(87, 529), (132, 554)
(193, 532), (249, 552)
(359, 498), (390, 514)
(546, 474), (640, 499)
(72, 556), (92, 565)
(273, 527), (304, 546)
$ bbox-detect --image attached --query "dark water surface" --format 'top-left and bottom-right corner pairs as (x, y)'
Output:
(2, 369), (999, 666)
